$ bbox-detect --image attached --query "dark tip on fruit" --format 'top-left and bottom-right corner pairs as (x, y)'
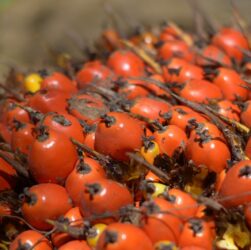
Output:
(155, 40), (165, 49)
(79, 120), (96, 134)
(17, 241), (31, 250)
(29, 110), (44, 124)
(76, 161), (91, 174)
(87, 226), (98, 238)
(143, 200), (160, 214)
(188, 218), (203, 235)
(85, 183), (102, 200)
(188, 118), (199, 129)
(194, 131), (212, 147)
(159, 111), (172, 121)
(176, 108), (188, 115)
(163, 193), (176, 203)
(52, 114), (72, 126)
(158, 59), (170, 66)
(157, 242), (177, 250)
(102, 114), (116, 128)
(104, 230), (118, 245)
(168, 67), (181, 76)
(142, 136), (155, 151)
(194, 39), (206, 48)
(34, 125), (50, 142)
(57, 215), (69, 224)
(239, 165), (251, 178)
(141, 181), (155, 194)
(37, 69), (48, 77)
(8, 102), (17, 111)
(204, 67), (217, 75)
(13, 119), (26, 131)
(23, 188), (37, 206)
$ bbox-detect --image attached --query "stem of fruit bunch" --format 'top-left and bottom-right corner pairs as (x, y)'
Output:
(127, 153), (170, 183)
(0, 83), (25, 102)
(0, 242), (8, 250)
(0, 215), (51, 234)
(168, 22), (194, 46)
(14, 103), (44, 125)
(205, 106), (250, 135)
(120, 40), (162, 74)
(70, 138), (109, 164)
(28, 230), (56, 250)
(46, 219), (85, 238)
(192, 48), (231, 68)
(0, 151), (29, 178)
(171, 93), (249, 161)
(130, 76), (248, 162)
(0, 143), (12, 153)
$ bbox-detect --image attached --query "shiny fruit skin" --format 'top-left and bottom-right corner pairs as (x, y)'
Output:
(215, 100), (240, 121)
(179, 79), (223, 104)
(212, 27), (249, 63)
(58, 240), (91, 250)
(213, 67), (248, 101)
(21, 183), (72, 230)
(195, 45), (232, 67)
(43, 113), (85, 143)
(140, 198), (183, 244)
(10, 230), (52, 250)
(107, 50), (145, 77)
(80, 179), (133, 224)
(28, 90), (70, 114)
(28, 129), (78, 184)
(130, 97), (171, 121)
(219, 160), (251, 207)
(51, 207), (84, 247)
(162, 188), (198, 219)
(153, 125), (187, 156)
(76, 60), (112, 89)
(41, 72), (77, 94)
(185, 136), (230, 173)
(65, 157), (106, 206)
(168, 105), (207, 131)
(96, 222), (154, 250)
(11, 122), (34, 155)
(158, 40), (194, 62)
(94, 112), (145, 161)
(178, 218), (214, 250)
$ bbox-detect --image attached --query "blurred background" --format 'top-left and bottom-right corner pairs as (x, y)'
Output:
(0, 0), (251, 80)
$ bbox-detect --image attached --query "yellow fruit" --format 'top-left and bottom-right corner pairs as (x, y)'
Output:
(143, 182), (168, 199)
(140, 141), (160, 164)
(185, 180), (203, 196)
(24, 73), (42, 93)
(154, 240), (178, 250)
(86, 223), (107, 248)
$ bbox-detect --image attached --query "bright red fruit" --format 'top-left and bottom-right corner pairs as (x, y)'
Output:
(95, 112), (145, 161)
(10, 230), (52, 250)
(96, 223), (154, 250)
(107, 50), (145, 77)
(28, 127), (78, 184)
(80, 179), (133, 223)
(21, 183), (72, 230)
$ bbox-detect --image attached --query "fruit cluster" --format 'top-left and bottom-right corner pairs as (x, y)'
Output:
(1, 17), (251, 250)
